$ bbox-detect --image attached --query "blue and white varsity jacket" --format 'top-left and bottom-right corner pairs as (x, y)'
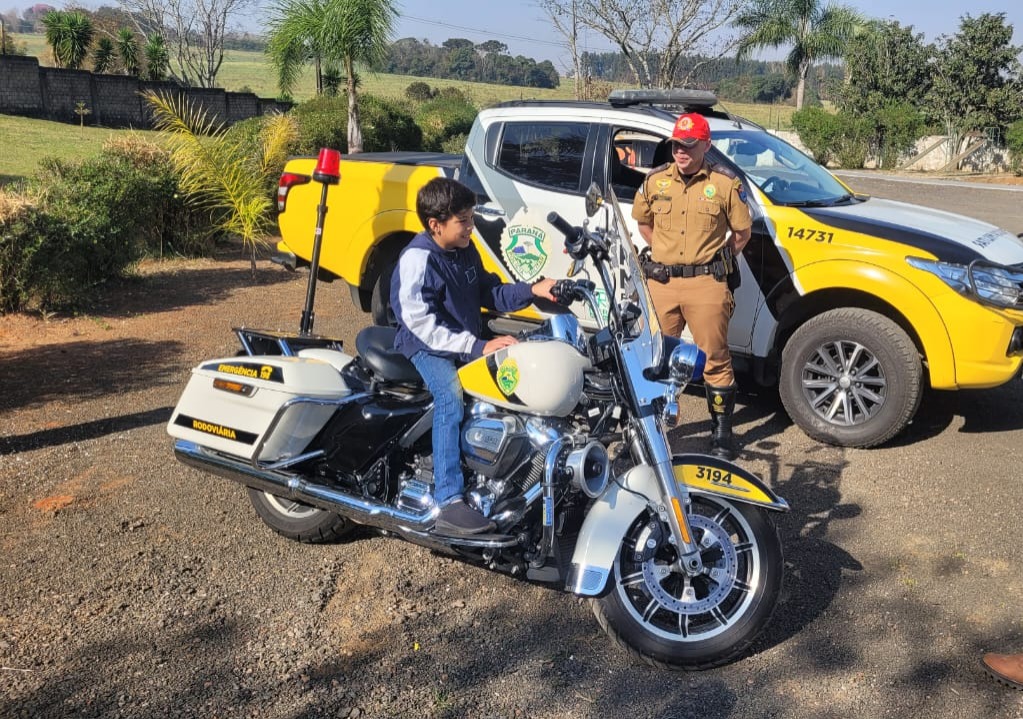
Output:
(391, 231), (534, 362)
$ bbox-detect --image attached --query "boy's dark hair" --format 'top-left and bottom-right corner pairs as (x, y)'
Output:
(416, 177), (477, 231)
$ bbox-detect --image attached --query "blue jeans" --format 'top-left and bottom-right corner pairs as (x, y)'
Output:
(410, 351), (464, 505)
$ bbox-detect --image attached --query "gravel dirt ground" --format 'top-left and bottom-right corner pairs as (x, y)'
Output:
(3, 174), (1023, 719)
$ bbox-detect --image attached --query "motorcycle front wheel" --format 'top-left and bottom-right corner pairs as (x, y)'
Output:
(247, 489), (355, 544)
(592, 494), (782, 670)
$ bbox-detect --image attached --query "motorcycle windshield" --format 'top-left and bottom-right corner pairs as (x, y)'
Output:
(607, 188), (664, 370)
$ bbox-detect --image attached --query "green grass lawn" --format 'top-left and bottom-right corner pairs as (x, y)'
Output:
(0, 114), (162, 186)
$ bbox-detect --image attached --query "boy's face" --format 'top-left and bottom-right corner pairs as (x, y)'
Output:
(428, 210), (475, 251)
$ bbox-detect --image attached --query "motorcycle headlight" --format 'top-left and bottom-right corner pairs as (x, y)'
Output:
(668, 342), (706, 386)
(906, 257), (1023, 310)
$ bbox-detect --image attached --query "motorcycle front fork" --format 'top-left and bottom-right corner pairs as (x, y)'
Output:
(629, 415), (705, 577)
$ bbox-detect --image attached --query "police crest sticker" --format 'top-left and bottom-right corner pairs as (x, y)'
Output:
(502, 224), (549, 281)
(496, 358), (520, 396)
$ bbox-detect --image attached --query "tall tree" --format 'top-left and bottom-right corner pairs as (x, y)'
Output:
(41, 10), (95, 69)
(840, 19), (933, 115)
(541, 0), (583, 99)
(734, 0), (862, 109)
(267, 0), (397, 153)
(143, 33), (170, 81)
(92, 36), (115, 73)
(116, 27), (140, 75)
(117, 0), (252, 87)
(927, 13), (1023, 156)
(540, 0), (749, 89)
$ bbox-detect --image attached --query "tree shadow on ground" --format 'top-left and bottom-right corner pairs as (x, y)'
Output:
(86, 259), (300, 319)
(0, 338), (184, 412)
(0, 406), (173, 455)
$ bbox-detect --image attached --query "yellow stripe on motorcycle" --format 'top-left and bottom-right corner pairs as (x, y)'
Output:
(672, 454), (789, 512)
(457, 351), (516, 405)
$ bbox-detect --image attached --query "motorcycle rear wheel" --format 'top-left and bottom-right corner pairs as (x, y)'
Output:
(592, 495), (782, 670)
(247, 489), (355, 544)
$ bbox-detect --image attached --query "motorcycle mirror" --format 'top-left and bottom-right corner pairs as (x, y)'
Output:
(584, 182), (604, 217)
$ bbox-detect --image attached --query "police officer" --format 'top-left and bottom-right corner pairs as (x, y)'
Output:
(632, 112), (752, 459)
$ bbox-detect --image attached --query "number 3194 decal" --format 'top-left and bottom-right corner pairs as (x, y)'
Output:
(695, 466), (733, 485)
(787, 226), (834, 243)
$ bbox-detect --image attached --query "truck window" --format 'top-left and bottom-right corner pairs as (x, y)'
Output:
(609, 128), (664, 200)
(496, 122), (590, 192)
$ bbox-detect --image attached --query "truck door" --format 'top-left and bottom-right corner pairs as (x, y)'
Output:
(466, 120), (600, 312)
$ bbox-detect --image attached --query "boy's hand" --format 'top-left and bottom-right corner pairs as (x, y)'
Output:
(483, 335), (518, 354)
(531, 277), (557, 301)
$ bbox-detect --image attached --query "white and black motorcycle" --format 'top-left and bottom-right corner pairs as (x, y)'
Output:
(167, 184), (788, 669)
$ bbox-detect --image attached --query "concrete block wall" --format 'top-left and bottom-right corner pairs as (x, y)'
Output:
(0, 56), (291, 128)
(0, 55), (43, 115)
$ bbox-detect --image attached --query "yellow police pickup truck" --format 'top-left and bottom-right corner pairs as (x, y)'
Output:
(275, 89), (1023, 449)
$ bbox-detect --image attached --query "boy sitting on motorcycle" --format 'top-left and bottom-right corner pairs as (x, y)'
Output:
(390, 178), (557, 535)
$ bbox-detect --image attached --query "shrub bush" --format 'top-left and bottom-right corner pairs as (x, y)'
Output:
(791, 107), (842, 166)
(792, 108), (872, 169)
(1006, 119), (1023, 176)
(0, 138), (218, 312)
(290, 93), (422, 154)
(415, 94), (477, 152)
(405, 81), (435, 102)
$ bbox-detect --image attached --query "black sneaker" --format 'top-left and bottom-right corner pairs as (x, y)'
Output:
(434, 499), (495, 536)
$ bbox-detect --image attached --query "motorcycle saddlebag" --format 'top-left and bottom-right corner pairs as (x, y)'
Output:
(167, 354), (353, 462)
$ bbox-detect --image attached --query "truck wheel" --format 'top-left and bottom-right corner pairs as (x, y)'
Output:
(371, 261), (397, 327)
(247, 488), (355, 543)
(779, 308), (922, 447)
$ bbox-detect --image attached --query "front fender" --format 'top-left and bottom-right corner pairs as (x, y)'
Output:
(566, 456), (787, 597)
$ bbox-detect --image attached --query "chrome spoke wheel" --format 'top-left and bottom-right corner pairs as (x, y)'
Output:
(613, 498), (761, 643)
(800, 339), (887, 427)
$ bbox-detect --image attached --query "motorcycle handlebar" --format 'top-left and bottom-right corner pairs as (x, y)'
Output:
(546, 211), (588, 260)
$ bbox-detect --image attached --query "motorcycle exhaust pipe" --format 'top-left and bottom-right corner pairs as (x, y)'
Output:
(174, 440), (436, 533)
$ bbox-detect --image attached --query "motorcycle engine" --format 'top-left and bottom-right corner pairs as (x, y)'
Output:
(461, 410), (529, 478)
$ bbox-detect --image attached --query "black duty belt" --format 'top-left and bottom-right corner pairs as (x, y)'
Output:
(667, 260), (727, 278)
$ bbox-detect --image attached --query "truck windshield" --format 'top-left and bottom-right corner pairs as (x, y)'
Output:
(711, 130), (852, 207)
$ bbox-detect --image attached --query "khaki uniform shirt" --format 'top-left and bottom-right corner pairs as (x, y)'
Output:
(632, 161), (753, 266)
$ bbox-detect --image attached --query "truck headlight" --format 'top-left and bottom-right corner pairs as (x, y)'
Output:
(906, 257), (1023, 309)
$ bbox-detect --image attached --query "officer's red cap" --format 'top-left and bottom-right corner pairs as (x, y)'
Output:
(671, 113), (711, 146)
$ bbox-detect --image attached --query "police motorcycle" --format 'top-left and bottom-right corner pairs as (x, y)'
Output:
(167, 183), (787, 669)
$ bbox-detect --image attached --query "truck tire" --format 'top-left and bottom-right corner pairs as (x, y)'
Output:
(779, 308), (922, 448)
(371, 260), (397, 327)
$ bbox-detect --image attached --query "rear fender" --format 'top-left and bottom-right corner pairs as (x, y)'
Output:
(566, 456), (787, 597)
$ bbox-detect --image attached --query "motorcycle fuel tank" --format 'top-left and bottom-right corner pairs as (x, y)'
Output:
(458, 340), (591, 417)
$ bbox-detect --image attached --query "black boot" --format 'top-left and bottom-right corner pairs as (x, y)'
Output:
(705, 384), (737, 460)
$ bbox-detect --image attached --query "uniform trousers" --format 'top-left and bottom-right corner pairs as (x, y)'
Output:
(647, 273), (735, 387)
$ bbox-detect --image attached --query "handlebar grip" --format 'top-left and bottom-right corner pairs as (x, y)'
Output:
(546, 211), (577, 239)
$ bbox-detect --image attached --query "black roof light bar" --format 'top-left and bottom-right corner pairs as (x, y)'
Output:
(607, 89), (718, 110)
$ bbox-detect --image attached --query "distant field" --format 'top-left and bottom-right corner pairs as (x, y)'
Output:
(10, 31), (795, 126)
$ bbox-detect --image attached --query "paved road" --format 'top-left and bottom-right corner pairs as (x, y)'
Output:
(2, 174), (1023, 718)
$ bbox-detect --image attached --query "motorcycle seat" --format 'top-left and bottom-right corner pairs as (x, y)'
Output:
(356, 326), (423, 385)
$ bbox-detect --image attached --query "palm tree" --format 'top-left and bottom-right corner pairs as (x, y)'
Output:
(143, 34), (170, 81)
(117, 28), (140, 76)
(734, 0), (862, 109)
(41, 10), (94, 69)
(266, 0), (397, 153)
(92, 37), (115, 73)
(144, 91), (299, 267)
